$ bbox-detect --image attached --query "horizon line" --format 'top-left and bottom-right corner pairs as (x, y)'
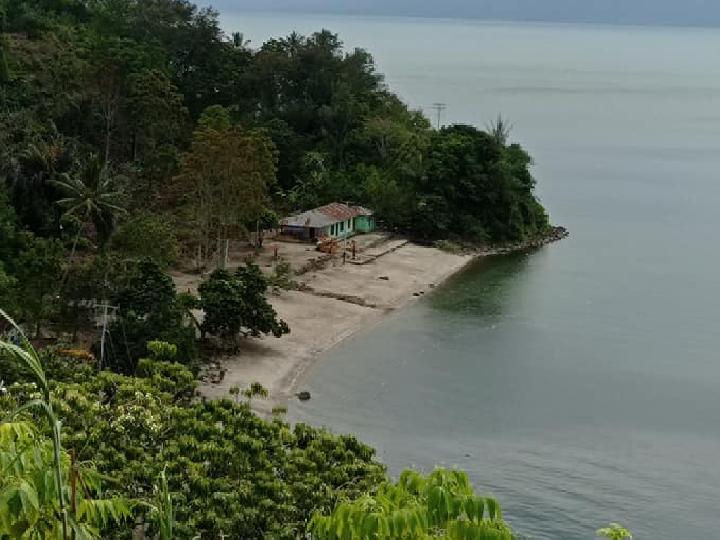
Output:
(211, 8), (720, 32)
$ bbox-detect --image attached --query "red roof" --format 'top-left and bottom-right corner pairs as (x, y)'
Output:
(315, 202), (372, 221)
(281, 203), (372, 228)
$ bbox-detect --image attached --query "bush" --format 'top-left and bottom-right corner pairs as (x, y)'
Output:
(0, 356), (386, 539)
(311, 468), (515, 539)
(103, 259), (197, 374)
(110, 212), (179, 268)
(198, 263), (290, 344)
(434, 239), (462, 254)
(268, 259), (296, 290)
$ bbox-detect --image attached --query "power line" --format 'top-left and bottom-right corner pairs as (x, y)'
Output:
(431, 102), (447, 129)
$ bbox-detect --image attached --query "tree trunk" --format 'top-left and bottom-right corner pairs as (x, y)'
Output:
(216, 236), (224, 269)
(196, 242), (203, 272)
(132, 129), (138, 162)
(104, 113), (112, 163)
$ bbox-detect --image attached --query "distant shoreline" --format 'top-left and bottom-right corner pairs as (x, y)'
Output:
(216, 10), (720, 33)
(195, 227), (568, 413)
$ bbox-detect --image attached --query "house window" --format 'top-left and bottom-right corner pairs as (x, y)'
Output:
(340, 221), (345, 233)
(330, 224), (335, 235)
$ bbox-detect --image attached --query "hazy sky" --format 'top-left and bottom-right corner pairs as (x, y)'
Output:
(204, 0), (720, 27)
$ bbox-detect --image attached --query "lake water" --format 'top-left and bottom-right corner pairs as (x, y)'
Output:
(222, 13), (720, 539)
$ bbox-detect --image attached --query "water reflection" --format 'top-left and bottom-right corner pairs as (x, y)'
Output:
(429, 253), (533, 320)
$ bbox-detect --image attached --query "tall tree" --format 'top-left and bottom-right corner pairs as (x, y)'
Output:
(198, 263), (289, 346)
(11, 234), (63, 337)
(126, 68), (188, 164)
(178, 109), (277, 268)
(418, 124), (548, 242)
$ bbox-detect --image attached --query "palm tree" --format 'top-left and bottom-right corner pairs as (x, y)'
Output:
(11, 126), (73, 234)
(232, 31), (251, 49)
(487, 114), (513, 146)
(53, 154), (126, 254)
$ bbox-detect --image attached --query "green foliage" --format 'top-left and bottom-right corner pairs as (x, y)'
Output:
(242, 381), (269, 401)
(0, 422), (133, 538)
(434, 240), (463, 254)
(0, 3), (562, 536)
(0, 308), (131, 538)
(146, 339), (178, 362)
(149, 468), (174, 540)
(1, 1), (553, 348)
(198, 263), (290, 343)
(136, 341), (196, 402)
(0, 308), (67, 537)
(311, 468), (515, 540)
(105, 259), (197, 373)
(597, 523), (633, 540)
(259, 207), (280, 229)
(178, 119), (278, 268)
(110, 211), (180, 268)
(486, 114), (513, 146)
(126, 68), (188, 162)
(53, 155), (127, 247)
(9, 233), (64, 336)
(415, 125), (548, 243)
(0, 347), (387, 538)
(269, 259), (296, 290)
(196, 104), (231, 132)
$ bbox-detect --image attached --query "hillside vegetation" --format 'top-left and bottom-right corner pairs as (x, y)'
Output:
(0, 1), (585, 538)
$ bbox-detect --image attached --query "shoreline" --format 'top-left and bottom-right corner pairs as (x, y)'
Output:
(196, 227), (568, 412)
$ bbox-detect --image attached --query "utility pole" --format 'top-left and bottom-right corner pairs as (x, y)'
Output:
(431, 102), (447, 129)
(343, 231), (347, 265)
(95, 303), (118, 371)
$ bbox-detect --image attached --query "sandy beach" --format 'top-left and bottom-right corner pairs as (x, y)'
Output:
(173, 234), (473, 411)
(172, 228), (567, 412)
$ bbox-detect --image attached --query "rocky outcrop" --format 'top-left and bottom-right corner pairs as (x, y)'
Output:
(472, 226), (569, 256)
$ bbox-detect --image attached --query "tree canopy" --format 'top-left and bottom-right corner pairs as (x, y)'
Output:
(0, 337), (386, 538)
(1, 0), (549, 259)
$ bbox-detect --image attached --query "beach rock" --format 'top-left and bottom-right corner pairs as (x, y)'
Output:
(413, 292), (421, 297)
(296, 391), (312, 401)
(378, 276), (390, 280)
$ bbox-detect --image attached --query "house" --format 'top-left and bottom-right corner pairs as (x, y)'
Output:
(280, 202), (375, 241)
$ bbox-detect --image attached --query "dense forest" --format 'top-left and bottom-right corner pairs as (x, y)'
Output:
(0, 1), (586, 538)
(0, 0), (552, 365)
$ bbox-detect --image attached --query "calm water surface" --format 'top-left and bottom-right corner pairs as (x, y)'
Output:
(224, 13), (720, 539)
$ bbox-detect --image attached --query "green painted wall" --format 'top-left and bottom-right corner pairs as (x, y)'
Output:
(326, 216), (374, 238)
(328, 218), (354, 238)
(354, 215), (375, 233)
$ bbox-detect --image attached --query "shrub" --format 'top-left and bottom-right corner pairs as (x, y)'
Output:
(434, 239), (462, 254)
(110, 212), (179, 268)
